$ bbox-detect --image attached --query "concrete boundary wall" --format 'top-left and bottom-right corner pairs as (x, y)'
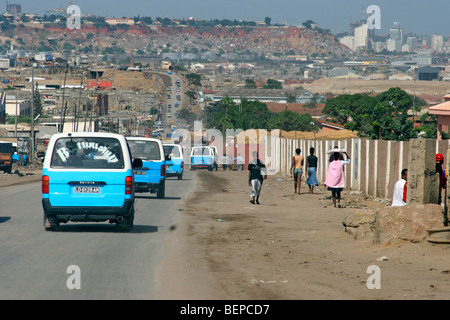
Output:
(267, 136), (449, 201)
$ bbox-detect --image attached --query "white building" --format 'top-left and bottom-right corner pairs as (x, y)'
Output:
(340, 24), (368, 52)
(387, 39), (402, 52)
(354, 24), (368, 50)
(5, 95), (32, 117)
(340, 36), (356, 51)
(105, 18), (135, 26)
(431, 34), (444, 53)
(407, 37), (418, 51)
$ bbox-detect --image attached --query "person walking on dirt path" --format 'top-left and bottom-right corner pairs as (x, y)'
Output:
(290, 148), (304, 194)
(306, 147), (319, 194)
(235, 154), (244, 171)
(222, 153), (229, 171)
(392, 168), (408, 207)
(436, 154), (448, 205)
(248, 151), (267, 205)
(324, 151), (350, 208)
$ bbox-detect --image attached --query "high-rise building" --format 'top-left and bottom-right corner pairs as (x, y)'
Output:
(407, 37), (418, 51)
(354, 24), (368, 50)
(431, 34), (443, 53)
(387, 39), (402, 52)
(340, 36), (356, 51)
(390, 21), (403, 43)
(6, 3), (21, 16)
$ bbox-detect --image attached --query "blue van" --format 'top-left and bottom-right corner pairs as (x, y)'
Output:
(41, 132), (141, 231)
(127, 137), (167, 198)
(163, 143), (184, 180)
(190, 145), (215, 171)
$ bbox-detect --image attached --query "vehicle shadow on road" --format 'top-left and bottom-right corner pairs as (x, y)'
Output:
(0, 217), (11, 223)
(136, 196), (181, 200)
(51, 224), (158, 233)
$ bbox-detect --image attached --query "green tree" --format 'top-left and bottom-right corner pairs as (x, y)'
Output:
(185, 90), (196, 104)
(324, 90), (417, 141)
(302, 20), (316, 29)
(263, 79), (282, 89)
(244, 78), (256, 88)
(204, 98), (316, 133)
(186, 73), (202, 86)
(177, 109), (198, 125)
(417, 112), (437, 139)
(267, 111), (316, 132)
(376, 87), (412, 112)
(264, 17), (271, 26)
(33, 84), (43, 118)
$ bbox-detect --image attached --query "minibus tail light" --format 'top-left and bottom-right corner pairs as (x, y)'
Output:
(125, 176), (133, 194)
(42, 175), (49, 194)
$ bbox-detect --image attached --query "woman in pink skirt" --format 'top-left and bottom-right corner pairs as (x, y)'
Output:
(324, 151), (350, 208)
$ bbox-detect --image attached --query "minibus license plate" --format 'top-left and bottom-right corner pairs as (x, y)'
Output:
(74, 186), (100, 193)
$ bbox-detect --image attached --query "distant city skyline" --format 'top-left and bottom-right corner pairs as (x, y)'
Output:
(7, 0), (450, 36)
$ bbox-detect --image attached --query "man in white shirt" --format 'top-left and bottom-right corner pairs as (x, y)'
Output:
(235, 154), (244, 171)
(392, 169), (408, 206)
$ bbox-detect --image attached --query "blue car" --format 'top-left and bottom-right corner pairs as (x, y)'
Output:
(190, 146), (215, 171)
(42, 132), (141, 231)
(163, 143), (184, 180)
(12, 153), (28, 165)
(127, 137), (167, 198)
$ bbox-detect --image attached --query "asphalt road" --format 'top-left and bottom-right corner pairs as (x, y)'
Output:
(0, 171), (196, 299)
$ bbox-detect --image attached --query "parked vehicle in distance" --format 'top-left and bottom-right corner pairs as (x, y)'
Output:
(0, 141), (13, 173)
(127, 137), (168, 198)
(12, 153), (28, 166)
(128, 66), (142, 72)
(41, 132), (141, 231)
(190, 145), (215, 171)
(163, 143), (184, 180)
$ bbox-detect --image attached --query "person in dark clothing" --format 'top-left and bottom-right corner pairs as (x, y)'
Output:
(436, 153), (448, 205)
(328, 146), (344, 163)
(306, 147), (319, 194)
(248, 151), (267, 205)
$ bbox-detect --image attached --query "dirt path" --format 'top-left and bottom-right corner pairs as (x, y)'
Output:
(156, 170), (450, 300)
(2, 165), (448, 299)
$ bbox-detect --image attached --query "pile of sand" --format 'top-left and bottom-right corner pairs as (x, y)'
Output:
(104, 70), (157, 93)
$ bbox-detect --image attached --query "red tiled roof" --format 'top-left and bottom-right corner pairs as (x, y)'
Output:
(429, 101), (450, 115)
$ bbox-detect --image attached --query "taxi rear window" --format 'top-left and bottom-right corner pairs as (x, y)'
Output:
(128, 140), (162, 161)
(163, 145), (181, 157)
(50, 137), (124, 169)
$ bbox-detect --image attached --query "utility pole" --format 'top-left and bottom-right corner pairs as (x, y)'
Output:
(75, 67), (84, 132)
(279, 103), (288, 138)
(59, 64), (68, 133)
(30, 67), (35, 163)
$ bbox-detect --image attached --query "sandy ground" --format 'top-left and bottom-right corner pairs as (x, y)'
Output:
(302, 78), (450, 98)
(2, 165), (449, 300)
(0, 165), (42, 188)
(156, 169), (450, 300)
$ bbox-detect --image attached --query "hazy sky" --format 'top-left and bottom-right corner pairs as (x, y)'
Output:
(12, 0), (450, 36)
